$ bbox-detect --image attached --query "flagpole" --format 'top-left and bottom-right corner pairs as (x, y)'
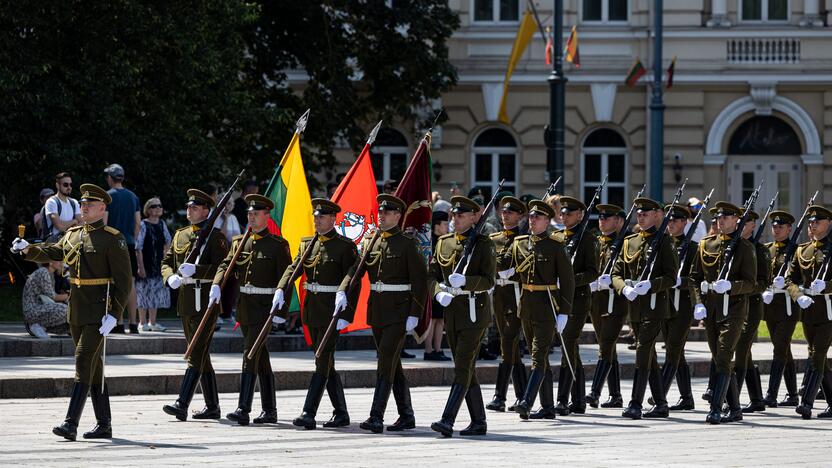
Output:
(264, 109), (311, 196)
(649, 1), (665, 201)
(545, 0), (566, 194)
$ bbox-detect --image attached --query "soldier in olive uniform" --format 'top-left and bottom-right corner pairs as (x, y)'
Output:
(279, 199), (360, 430)
(161, 189), (230, 421)
(610, 198), (678, 420)
(689, 201), (757, 424)
(498, 200), (575, 420)
(552, 196), (599, 416)
(786, 205), (832, 419)
(210, 194), (292, 425)
(430, 196), (496, 437)
(13, 184), (132, 441)
(761, 211), (801, 407)
(485, 196), (528, 413)
(733, 210), (771, 413)
(586, 204), (629, 409)
(339, 194), (428, 433)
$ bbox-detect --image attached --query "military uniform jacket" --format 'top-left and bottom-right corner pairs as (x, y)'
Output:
(277, 230), (359, 327)
(670, 235), (698, 318)
(214, 228), (292, 326)
(498, 231), (575, 322)
(786, 234), (832, 326)
(611, 228), (679, 321)
(24, 219), (132, 326)
(430, 231), (496, 330)
(161, 221), (229, 317)
(592, 232), (629, 317)
(690, 234), (757, 320)
(339, 226), (427, 328)
(490, 227), (522, 314)
(555, 227), (599, 317)
(765, 240), (799, 322)
(749, 241), (772, 308)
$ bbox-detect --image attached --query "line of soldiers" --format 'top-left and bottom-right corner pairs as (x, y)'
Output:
(10, 184), (832, 442)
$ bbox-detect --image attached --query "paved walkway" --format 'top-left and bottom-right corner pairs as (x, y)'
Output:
(1, 378), (829, 467)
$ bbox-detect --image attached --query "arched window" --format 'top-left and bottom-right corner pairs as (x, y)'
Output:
(470, 128), (518, 200)
(371, 128), (409, 193)
(581, 128), (628, 210)
(727, 116), (801, 156)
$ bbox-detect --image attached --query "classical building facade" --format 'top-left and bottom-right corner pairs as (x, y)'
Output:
(333, 0), (832, 218)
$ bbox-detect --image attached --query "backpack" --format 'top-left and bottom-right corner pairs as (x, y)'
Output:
(39, 195), (79, 242)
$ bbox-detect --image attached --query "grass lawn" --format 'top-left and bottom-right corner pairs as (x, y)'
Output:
(757, 320), (806, 342)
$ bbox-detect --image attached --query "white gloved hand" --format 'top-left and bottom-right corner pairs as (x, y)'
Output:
(693, 303), (707, 320)
(773, 275), (786, 290)
(623, 286), (638, 302)
(797, 295), (815, 309)
(761, 290), (774, 305)
(810, 279), (827, 295)
(272, 289), (285, 311)
(674, 277), (682, 288)
(99, 314), (117, 336)
(448, 273), (466, 288)
(589, 281), (599, 293)
(713, 279), (732, 294)
(167, 274), (183, 290)
(634, 280), (651, 296)
(498, 268), (515, 279)
(272, 315), (286, 325)
(177, 263), (196, 278)
(406, 316), (418, 331)
(333, 291), (348, 315)
(11, 237), (29, 252)
(336, 319), (351, 331)
(208, 284), (221, 307)
(556, 314), (568, 334)
(598, 274), (612, 289)
(435, 291), (453, 307)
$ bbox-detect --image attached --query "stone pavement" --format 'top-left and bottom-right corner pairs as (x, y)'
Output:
(1, 378), (830, 467)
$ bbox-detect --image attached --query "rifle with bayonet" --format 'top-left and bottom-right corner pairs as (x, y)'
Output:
(752, 192), (779, 244)
(566, 174), (607, 263)
(600, 184), (646, 277)
(671, 188), (714, 310)
(774, 190), (819, 280)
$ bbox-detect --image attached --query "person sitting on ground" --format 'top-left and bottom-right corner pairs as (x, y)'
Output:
(22, 260), (69, 338)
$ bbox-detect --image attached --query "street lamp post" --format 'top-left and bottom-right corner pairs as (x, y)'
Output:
(649, 0), (665, 200)
(545, 0), (566, 193)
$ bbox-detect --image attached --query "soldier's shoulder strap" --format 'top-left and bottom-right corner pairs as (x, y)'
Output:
(102, 226), (121, 236)
(489, 231), (502, 239)
(438, 233), (454, 241)
(334, 234), (355, 245)
(231, 233), (245, 242)
(514, 234), (530, 242)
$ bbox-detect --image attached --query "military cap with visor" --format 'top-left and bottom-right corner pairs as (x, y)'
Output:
(665, 204), (691, 220)
(769, 210), (795, 225)
(186, 189), (216, 208)
(377, 194), (405, 212)
(527, 200), (556, 218)
(559, 196), (587, 213)
(500, 196), (527, 214)
(634, 197), (663, 213)
(310, 198), (341, 216)
(79, 183), (112, 205)
(596, 203), (625, 219)
(450, 196), (480, 214)
(245, 194), (275, 212)
(807, 205), (832, 221)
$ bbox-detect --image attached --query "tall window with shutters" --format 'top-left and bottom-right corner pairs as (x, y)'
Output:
(371, 128), (410, 194)
(470, 128), (518, 200)
(581, 128), (629, 214)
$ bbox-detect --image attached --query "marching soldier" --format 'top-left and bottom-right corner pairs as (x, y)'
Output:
(552, 196), (599, 416)
(339, 194), (427, 433)
(210, 194), (292, 425)
(430, 196), (496, 437)
(761, 211), (801, 407)
(734, 210), (771, 413)
(12, 184), (132, 440)
(587, 204), (628, 409)
(690, 201), (757, 424)
(279, 198), (360, 430)
(498, 200), (575, 420)
(161, 189), (229, 421)
(786, 205), (832, 419)
(610, 198), (678, 419)
(485, 196), (528, 413)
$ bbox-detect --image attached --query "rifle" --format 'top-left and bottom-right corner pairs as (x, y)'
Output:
(454, 179), (505, 276)
(183, 169), (246, 266)
(600, 184), (646, 277)
(752, 192), (779, 244)
(184, 227), (253, 360)
(812, 236), (832, 321)
(566, 174), (607, 262)
(775, 190), (819, 279)
(543, 176), (561, 200)
(672, 188), (714, 310)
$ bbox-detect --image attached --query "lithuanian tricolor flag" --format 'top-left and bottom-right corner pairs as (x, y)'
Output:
(625, 58), (646, 88)
(564, 25), (580, 68)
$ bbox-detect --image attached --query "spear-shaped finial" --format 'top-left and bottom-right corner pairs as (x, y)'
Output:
(295, 109), (311, 134)
(367, 120), (383, 146)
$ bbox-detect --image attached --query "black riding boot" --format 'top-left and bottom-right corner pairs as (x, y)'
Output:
(586, 359), (611, 409)
(486, 362), (512, 412)
(253, 370), (277, 424)
(763, 359), (785, 408)
(323, 371), (350, 428)
(508, 363), (528, 412)
(529, 368), (557, 419)
(569, 365), (587, 414)
(622, 368), (649, 419)
(601, 360), (623, 408)
(669, 363), (695, 410)
(554, 365), (573, 416)
(387, 370), (415, 431)
(227, 372), (256, 426)
(796, 368), (822, 420)
(192, 371), (221, 419)
(293, 372), (327, 429)
(163, 368), (200, 421)
(644, 368), (669, 418)
(360, 378), (392, 433)
(514, 368), (544, 420)
(459, 384), (487, 436)
(721, 373), (743, 423)
(702, 359), (716, 402)
(742, 365), (766, 413)
(707, 373), (730, 424)
(83, 383), (112, 439)
(53, 382), (89, 441)
(780, 358), (800, 406)
(431, 383), (467, 437)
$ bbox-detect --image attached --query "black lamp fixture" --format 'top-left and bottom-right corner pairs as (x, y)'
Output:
(433, 159), (443, 182)
(673, 153), (682, 184)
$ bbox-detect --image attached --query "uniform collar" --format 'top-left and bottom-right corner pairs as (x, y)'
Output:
(720, 234), (732, 241)
(381, 225), (400, 239)
(530, 230), (549, 242)
(83, 219), (105, 232)
(503, 226), (519, 236)
(251, 228), (270, 240)
(318, 229), (337, 242)
(774, 241), (787, 248)
(639, 226), (657, 238)
(191, 219), (208, 232)
(455, 228), (474, 242)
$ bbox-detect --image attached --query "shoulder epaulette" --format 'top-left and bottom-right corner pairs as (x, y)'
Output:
(103, 226), (121, 236)
(232, 233), (245, 242)
(702, 234), (718, 242)
(489, 232), (502, 238)
(175, 226), (190, 234)
(514, 234), (530, 242)
(798, 240), (812, 247)
(438, 233), (454, 241)
(67, 225), (83, 232)
(300, 235), (315, 242)
(624, 232), (639, 240)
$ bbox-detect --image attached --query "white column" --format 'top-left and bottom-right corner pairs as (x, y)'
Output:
(707, 0), (731, 27)
(801, 0), (824, 27)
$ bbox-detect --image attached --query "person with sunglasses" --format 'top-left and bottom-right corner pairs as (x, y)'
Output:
(43, 172), (81, 241)
(135, 198), (171, 332)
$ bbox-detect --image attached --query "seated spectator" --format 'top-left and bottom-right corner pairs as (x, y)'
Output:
(135, 197), (171, 332)
(22, 260), (69, 338)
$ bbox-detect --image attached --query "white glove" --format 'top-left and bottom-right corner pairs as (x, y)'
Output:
(589, 281), (599, 292)
(761, 290), (774, 304)
(623, 286), (638, 301)
(693, 303), (707, 320)
(498, 268), (515, 279)
(406, 316), (418, 331)
(272, 289), (285, 311)
(810, 279), (827, 295)
(773, 276), (786, 290)
(99, 314), (117, 336)
(556, 314), (568, 334)
(333, 291), (348, 315)
(435, 291), (453, 307)
(11, 237), (29, 252)
(167, 274), (183, 290)
(208, 284), (221, 307)
(713, 279), (732, 294)
(336, 319), (351, 331)
(272, 315), (286, 325)
(634, 280), (651, 296)
(448, 273), (466, 288)
(177, 262), (196, 278)
(598, 274), (612, 289)
(674, 277), (682, 288)
(797, 295), (814, 309)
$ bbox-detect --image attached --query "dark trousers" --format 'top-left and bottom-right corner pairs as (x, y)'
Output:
(372, 322), (406, 382)
(182, 313), (216, 373)
(70, 323), (104, 385)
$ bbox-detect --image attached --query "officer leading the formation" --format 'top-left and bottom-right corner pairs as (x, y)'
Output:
(13, 184), (132, 441)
